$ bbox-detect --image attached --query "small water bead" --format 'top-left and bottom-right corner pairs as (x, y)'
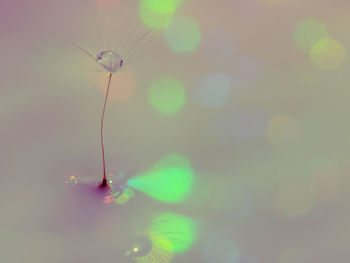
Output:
(64, 174), (78, 185)
(96, 50), (123, 73)
(108, 173), (126, 185)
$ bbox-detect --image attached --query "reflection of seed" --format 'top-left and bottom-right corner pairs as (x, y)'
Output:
(149, 213), (196, 253)
(127, 235), (174, 263)
(127, 213), (196, 263)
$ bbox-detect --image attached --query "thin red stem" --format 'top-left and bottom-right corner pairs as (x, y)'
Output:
(100, 73), (112, 187)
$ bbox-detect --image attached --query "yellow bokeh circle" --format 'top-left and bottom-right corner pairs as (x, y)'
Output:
(310, 38), (347, 70)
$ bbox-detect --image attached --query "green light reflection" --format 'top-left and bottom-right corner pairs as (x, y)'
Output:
(127, 154), (194, 203)
(149, 213), (196, 253)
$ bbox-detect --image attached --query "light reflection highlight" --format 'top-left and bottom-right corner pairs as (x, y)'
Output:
(139, 0), (183, 29)
(194, 73), (233, 108)
(274, 182), (314, 219)
(148, 76), (186, 115)
(310, 38), (347, 70)
(294, 18), (328, 53)
(266, 114), (301, 144)
(127, 154), (194, 203)
(165, 15), (201, 53)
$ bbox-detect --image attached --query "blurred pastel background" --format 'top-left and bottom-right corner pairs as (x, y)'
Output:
(1, 0), (350, 262)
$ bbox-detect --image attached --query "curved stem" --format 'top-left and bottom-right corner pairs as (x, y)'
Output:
(100, 73), (112, 187)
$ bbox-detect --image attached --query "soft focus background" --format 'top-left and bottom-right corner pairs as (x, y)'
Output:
(1, 0), (350, 262)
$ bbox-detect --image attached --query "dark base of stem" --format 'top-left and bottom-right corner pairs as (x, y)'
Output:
(99, 178), (109, 189)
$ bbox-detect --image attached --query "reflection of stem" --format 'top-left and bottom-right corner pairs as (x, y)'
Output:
(100, 73), (112, 187)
